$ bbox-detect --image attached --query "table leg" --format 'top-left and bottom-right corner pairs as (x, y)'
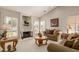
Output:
(0, 42), (5, 52)
(13, 40), (18, 51)
(35, 40), (38, 45)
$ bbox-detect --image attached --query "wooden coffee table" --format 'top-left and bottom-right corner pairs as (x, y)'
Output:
(35, 36), (48, 46)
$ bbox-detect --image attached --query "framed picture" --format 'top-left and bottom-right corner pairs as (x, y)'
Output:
(50, 18), (59, 27)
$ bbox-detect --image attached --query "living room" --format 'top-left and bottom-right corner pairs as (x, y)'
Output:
(0, 6), (79, 52)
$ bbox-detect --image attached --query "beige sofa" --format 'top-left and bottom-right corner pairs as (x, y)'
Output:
(47, 43), (79, 52)
(47, 33), (79, 52)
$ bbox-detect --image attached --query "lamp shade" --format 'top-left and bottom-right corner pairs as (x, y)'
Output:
(67, 25), (72, 29)
(0, 24), (12, 30)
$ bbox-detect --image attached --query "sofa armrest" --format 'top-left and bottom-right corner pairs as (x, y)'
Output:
(47, 43), (79, 52)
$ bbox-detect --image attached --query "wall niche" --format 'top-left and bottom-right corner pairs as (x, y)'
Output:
(22, 16), (31, 26)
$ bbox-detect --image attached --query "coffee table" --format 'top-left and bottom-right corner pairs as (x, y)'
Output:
(35, 36), (48, 46)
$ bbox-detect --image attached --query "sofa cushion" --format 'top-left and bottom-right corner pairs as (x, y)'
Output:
(49, 30), (54, 34)
(72, 40), (79, 50)
(71, 33), (79, 39)
(61, 33), (69, 39)
(64, 40), (75, 48)
(47, 33), (59, 41)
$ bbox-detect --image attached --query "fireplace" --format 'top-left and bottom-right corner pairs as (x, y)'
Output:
(22, 31), (32, 39)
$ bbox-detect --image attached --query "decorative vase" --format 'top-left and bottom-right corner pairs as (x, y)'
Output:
(38, 33), (42, 37)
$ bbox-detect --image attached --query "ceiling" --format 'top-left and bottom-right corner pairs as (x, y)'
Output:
(1, 6), (56, 17)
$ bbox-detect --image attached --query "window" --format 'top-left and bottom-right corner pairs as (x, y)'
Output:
(67, 15), (79, 33)
(4, 16), (18, 37)
(40, 20), (45, 35)
(33, 19), (46, 36)
(33, 20), (39, 36)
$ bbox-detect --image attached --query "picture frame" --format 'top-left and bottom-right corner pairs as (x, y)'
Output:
(50, 18), (59, 27)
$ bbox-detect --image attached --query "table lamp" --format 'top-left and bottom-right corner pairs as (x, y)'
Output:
(0, 24), (11, 40)
(67, 25), (72, 33)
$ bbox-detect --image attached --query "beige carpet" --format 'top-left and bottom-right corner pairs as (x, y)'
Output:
(0, 37), (61, 52)
(16, 37), (58, 52)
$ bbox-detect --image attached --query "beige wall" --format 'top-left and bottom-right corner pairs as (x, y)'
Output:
(40, 6), (79, 32)
(0, 7), (20, 37)
(0, 7), (40, 37)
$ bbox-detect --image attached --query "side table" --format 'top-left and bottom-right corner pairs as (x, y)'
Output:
(0, 37), (18, 52)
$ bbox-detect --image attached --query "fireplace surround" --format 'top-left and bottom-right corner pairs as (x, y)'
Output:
(22, 31), (32, 39)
